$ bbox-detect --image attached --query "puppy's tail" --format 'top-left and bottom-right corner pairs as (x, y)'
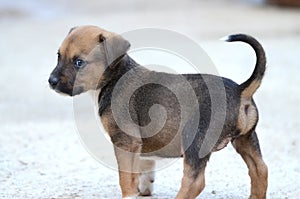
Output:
(222, 34), (266, 98)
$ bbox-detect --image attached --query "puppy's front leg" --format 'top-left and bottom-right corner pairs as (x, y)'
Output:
(113, 135), (142, 198)
(101, 110), (142, 198)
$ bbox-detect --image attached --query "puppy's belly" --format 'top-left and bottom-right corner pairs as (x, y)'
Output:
(140, 135), (183, 158)
(140, 151), (183, 159)
(140, 155), (175, 161)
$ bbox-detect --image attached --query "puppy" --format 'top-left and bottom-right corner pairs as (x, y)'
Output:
(49, 25), (268, 199)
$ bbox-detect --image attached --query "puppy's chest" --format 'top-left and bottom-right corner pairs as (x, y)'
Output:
(98, 84), (115, 116)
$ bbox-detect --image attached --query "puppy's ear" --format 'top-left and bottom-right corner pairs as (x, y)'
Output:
(99, 33), (130, 67)
(99, 34), (106, 43)
(68, 26), (78, 34)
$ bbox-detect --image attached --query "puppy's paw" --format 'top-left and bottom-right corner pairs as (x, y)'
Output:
(139, 172), (154, 196)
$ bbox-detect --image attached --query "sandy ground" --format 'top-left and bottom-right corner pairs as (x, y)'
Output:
(0, 0), (300, 198)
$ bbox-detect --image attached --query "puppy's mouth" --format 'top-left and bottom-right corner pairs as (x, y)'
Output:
(50, 84), (84, 97)
(71, 86), (84, 96)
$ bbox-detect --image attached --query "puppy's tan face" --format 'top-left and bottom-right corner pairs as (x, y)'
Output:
(48, 26), (130, 96)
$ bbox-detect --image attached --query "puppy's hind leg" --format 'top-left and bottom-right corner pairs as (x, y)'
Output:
(138, 159), (155, 196)
(175, 154), (210, 199)
(232, 131), (268, 199)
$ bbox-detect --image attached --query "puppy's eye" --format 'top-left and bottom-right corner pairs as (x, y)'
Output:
(74, 59), (86, 69)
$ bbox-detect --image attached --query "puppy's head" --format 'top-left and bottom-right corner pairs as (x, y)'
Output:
(48, 25), (130, 96)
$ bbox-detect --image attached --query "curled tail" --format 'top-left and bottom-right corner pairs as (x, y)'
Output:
(224, 34), (266, 98)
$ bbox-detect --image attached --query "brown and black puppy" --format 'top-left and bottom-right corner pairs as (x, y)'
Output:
(49, 25), (268, 199)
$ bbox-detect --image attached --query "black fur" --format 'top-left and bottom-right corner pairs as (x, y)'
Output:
(97, 34), (266, 175)
(98, 55), (242, 158)
(226, 34), (266, 93)
(49, 29), (268, 197)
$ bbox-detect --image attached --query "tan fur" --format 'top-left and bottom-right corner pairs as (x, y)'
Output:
(50, 26), (268, 198)
(239, 80), (261, 135)
(241, 80), (261, 99)
(101, 109), (143, 197)
(232, 135), (268, 199)
(175, 161), (206, 199)
(213, 137), (232, 152)
(58, 26), (130, 94)
(60, 27), (106, 90)
(118, 170), (140, 197)
(101, 109), (118, 135)
(237, 99), (258, 135)
(114, 138), (141, 197)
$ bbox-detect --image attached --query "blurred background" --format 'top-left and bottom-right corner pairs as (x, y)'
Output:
(0, 0), (300, 198)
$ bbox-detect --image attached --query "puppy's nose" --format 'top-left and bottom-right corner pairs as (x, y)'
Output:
(48, 76), (59, 88)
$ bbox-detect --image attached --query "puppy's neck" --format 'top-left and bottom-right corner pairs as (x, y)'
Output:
(98, 54), (140, 89)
